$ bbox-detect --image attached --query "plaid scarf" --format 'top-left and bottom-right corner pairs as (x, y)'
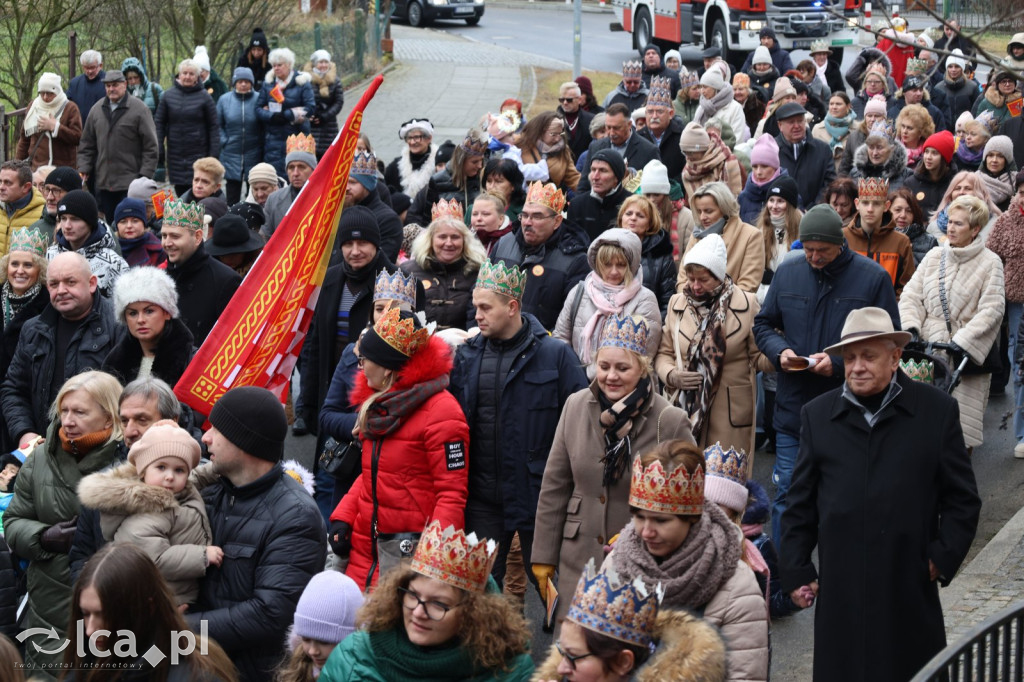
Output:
(683, 276), (733, 439)
(598, 376), (652, 487)
(363, 374), (450, 438)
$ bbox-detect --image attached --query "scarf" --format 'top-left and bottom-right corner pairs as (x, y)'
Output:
(683, 141), (730, 194)
(363, 374), (449, 438)
(1, 281), (42, 325)
(597, 376), (652, 487)
(770, 214), (788, 229)
(823, 111), (856, 151)
(310, 66), (335, 97)
(696, 83), (736, 124)
(59, 426), (113, 458)
(342, 257), (380, 287)
(474, 219), (514, 254)
(751, 167), (781, 188)
(956, 142), (984, 167)
(579, 271), (644, 364)
(905, 141), (925, 167)
(815, 60), (829, 89)
(368, 627), (484, 680)
(610, 503), (741, 610)
(979, 169), (1015, 207)
(691, 216), (726, 241)
(742, 538), (771, 615)
(119, 232), (164, 267)
(935, 206), (949, 234)
(23, 90), (69, 137)
(537, 139), (566, 155)
(683, 277), (732, 438)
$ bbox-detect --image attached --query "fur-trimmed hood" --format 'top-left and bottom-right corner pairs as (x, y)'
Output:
(350, 334), (454, 406)
(78, 461), (198, 515)
(845, 47), (894, 90)
(852, 139), (909, 181)
(531, 609), (727, 682)
(265, 68), (312, 88)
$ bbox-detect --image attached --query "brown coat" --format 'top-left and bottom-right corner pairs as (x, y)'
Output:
(16, 100), (83, 170)
(522, 146), (581, 192)
(843, 217), (916, 298)
(680, 216), (765, 293)
(655, 287), (773, 462)
(532, 386), (694, 622)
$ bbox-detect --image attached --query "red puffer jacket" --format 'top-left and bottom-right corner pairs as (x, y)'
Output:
(331, 335), (469, 589)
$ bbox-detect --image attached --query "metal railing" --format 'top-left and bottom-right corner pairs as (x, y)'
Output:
(911, 600), (1024, 681)
(1, 107), (27, 162)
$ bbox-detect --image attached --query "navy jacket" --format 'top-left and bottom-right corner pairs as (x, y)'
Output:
(449, 314), (587, 532)
(753, 245), (899, 436)
(775, 132), (836, 209)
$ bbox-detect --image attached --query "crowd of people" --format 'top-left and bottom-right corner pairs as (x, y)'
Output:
(0, 15), (1021, 682)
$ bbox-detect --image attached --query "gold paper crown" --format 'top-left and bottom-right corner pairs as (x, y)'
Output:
(373, 270), (418, 308)
(475, 260), (527, 301)
(864, 62), (888, 80)
(460, 131), (488, 157)
(623, 169), (643, 194)
(352, 151), (378, 177)
(566, 559), (663, 647)
(628, 456), (704, 516)
(976, 111), (999, 135)
(865, 119), (895, 143)
(431, 198), (464, 222)
(645, 76), (673, 109)
(622, 60), (643, 79)
(900, 358), (935, 384)
(524, 181), (566, 215)
(7, 227), (48, 257)
(286, 133), (316, 156)
(857, 176), (890, 200)
(493, 111), (521, 136)
(374, 306), (430, 358)
(810, 39), (832, 54)
(703, 442), (749, 486)
(162, 199), (205, 232)
(599, 314), (649, 355)
(905, 58), (928, 76)
(410, 520), (499, 594)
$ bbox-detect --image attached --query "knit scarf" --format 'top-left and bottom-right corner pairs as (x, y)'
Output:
(691, 217), (726, 241)
(474, 220), (514, 255)
(579, 271), (644, 365)
(23, 90), (69, 137)
(59, 426), (113, 458)
(905, 141), (925, 167)
(935, 206), (950, 234)
(537, 139), (566, 155)
(823, 111), (856, 151)
(1, 281), (42, 325)
(696, 83), (735, 124)
(683, 277), (732, 439)
(956, 143), (984, 167)
(610, 503), (741, 610)
(751, 167), (781, 188)
(368, 627), (484, 680)
(597, 376), (652, 487)
(363, 374), (449, 438)
(979, 168), (1015, 207)
(683, 137), (729, 189)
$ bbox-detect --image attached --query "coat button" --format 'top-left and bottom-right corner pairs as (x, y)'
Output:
(597, 535), (605, 544)
(599, 495), (606, 504)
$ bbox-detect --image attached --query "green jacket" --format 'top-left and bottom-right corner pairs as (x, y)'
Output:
(319, 628), (534, 682)
(3, 420), (122, 677)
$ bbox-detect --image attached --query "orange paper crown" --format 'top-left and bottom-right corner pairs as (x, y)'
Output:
(858, 177), (890, 201)
(628, 456), (705, 516)
(411, 520), (499, 593)
(525, 181), (566, 215)
(431, 198), (464, 222)
(286, 133), (316, 156)
(374, 306), (429, 358)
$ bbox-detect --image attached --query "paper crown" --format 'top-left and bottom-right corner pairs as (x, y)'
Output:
(864, 63), (888, 81)
(623, 169), (643, 194)
(352, 151), (377, 178)
(475, 260), (527, 301)
(622, 60), (643, 79)
(975, 111), (999, 135)
(566, 559), (662, 647)
(703, 442), (749, 486)
(865, 119), (895, 143)
(459, 131), (488, 157)
(525, 181), (566, 215)
(162, 199), (205, 231)
(410, 520), (499, 593)
(905, 58), (928, 76)
(286, 133), (316, 156)
(431, 198), (464, 222)
(809, 39), (832, 54)
(374, 306), (430, 358)
(492, 111), (521, 136)
(645, 76), (673, 109)
(858, 176), (891, 200)
(7, 227), (48, 257)
(680, 70), (699, 88)
(629, 456), (705, 516)
(373, 270), (418, 307)
(900, 358), (935, 384)
(599, 314), (649, 355)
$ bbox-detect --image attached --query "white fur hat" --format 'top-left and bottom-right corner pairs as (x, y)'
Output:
(640, 159), (671, 195)
(112, 267), (180, 323)
(683, 233), (728, 281)
(193, 46), (211, 73)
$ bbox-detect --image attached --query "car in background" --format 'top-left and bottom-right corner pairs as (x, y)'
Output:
(392, 0), (484, 27)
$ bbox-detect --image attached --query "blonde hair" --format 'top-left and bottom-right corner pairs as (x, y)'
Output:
(472, 191), (507, 215)
(948, 194), (990, 230)
(895, 104), (935, 142)
(0, 251), (47, 286)
(594, 243), (634, 286)
(691, 182), (740, 219)
(617, 195), (663, 237)
(50, 370), (124, 443)
(411, 217), (488, 276)
(193, 157), (225, 185)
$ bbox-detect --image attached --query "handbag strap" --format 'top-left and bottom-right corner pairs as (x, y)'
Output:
(366, 439), (383, 591)
(937, 250), (954, 337)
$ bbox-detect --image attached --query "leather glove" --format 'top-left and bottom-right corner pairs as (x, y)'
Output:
(531, 563), (556, 601)
(40, 516), (78, 554)
(669, 370), (703, 391)
(270, 112), (288, 124)
(328, 520), (352, 557)
(907, 328), (920, 344)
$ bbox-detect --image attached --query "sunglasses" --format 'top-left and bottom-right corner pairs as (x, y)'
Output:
(557, 97), (576, 103)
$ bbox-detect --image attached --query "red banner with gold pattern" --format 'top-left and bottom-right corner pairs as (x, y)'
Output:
(174, 75), (384, 415)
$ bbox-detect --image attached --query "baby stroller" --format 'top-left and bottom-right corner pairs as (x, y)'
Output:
(902, 341), (971, 394)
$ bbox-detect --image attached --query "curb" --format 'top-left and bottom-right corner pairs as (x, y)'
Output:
(941, 502), (1024, 611)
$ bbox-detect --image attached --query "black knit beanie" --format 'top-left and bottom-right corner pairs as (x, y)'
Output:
(767, 176), (800, 209)
(209, 386), (287, 462)
(337, 205), (381, 247)
(57, 190), (99, 230)
(45, 166), (83, 193)
(591, 149), (626, 182)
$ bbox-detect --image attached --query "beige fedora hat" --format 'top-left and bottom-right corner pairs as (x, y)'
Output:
(823, 307), (912, 355)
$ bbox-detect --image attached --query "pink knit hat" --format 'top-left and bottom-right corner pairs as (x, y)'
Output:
(864, 94), (888, 118)
(128, 421), (201, 475)
(749, 134), (780, 169)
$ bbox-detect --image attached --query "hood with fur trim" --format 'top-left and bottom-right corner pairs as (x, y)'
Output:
(350, 334), (453, 406)
(78, 461), (198, 516)
(531, 609), (727, 682)
(281, 459), (315, 496)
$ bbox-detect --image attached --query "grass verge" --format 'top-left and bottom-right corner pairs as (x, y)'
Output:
(529, 67), (620, 116)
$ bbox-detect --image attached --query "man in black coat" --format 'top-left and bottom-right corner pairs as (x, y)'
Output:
(189, 386), (326, 682)
(775, 102), (836, 209)
(557, 81), (595, 162)
(345, 151), (403, 263)
(576, 103), (661, 194)
(637, 77), (686, 181)
(639, 44), (681, 99)
(567, 149), (631, 242)
(163, 199), (242, 345)
(781, 307), (980, 682)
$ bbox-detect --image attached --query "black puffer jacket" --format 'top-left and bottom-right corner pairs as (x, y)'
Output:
(898, 222), (939, 266)
(903, 164), (958, 218)
(934, 76), (981, 129)
(406, 165), (481, 227)
(307, 65), (344, 159)
(400, 257), (477, 330)
(185, 464), (326, 682)
(0, 534), (20, 638)
(0, 287), (49, 449)
(166, 242), (242, 345)
(640, 230), (678, 317)
(155, 81), (219, 185)
(567, 185), (632, 242)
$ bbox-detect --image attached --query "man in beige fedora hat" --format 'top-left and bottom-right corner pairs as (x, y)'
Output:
(779, 306), (980, 682)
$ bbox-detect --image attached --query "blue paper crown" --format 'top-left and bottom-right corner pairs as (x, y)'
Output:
(598, 314), (649, 355)
(373, 270), (417, 308)
(352, 151), (377, 178)
(567, 559), (662, 647)
(703, 442), (749, 486)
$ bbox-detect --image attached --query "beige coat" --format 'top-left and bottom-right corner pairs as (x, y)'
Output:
(532, 386), (694, 622)
(899, 238), (1005, 447)
(78, 462), (212, 605)
(702, 556), (771, 682)
(656, 287), (773, 464)
(522, 146), (581, 192)
(680, 216), (764, 293)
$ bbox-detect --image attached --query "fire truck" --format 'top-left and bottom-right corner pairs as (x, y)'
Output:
(611, 0), (863, 67)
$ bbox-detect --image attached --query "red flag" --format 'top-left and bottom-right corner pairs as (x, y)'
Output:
(174, 75), (384, 415)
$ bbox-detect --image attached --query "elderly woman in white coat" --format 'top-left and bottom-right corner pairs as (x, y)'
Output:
(900, 195), (1005, 450)
(694, 69), (749, 145)
(554, 228), (662, 378)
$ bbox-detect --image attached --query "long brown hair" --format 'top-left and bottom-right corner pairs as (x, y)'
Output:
(517, 111), (573, 164)
(62, 543), (237, 682)
(757, 201), (801, 269)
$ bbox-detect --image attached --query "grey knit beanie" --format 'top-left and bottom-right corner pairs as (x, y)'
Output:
(799, 204), (845, 245)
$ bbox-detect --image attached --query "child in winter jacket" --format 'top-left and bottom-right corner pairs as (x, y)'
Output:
(0, 450), (26, 534)
(742, 480), (801, 619)
(77, 421), (220, 606)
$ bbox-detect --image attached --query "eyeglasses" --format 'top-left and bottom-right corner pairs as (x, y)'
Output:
(520, 211), (556, 223)
(557, 97), (577, 103)
(42, 186), (66, 198)
(555, 641), (595, 670)
(405, 134), (428, 142)
(398, 587), (458, 621)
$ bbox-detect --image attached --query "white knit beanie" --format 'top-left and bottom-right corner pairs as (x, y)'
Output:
(984, 135), (1014, 166)
(683, 232), (728, 281)
(310, 49), (331, 64)
(700, 68), (725, 92)
(640, 159), (671, 195)
(248, 162), (280, 187)
(37, 72), (62, 95)
(113, 267), (180, 324)
(946, 49), (966, 70)
(193, 46), (211, 73)
(752, 45), (772, 66)
(293, 571), (364, 644)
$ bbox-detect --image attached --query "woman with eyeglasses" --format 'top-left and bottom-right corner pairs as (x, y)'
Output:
(319, 523), (534, 681)
(518, 112), (580, 193)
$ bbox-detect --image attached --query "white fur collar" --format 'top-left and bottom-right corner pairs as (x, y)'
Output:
(398, 144), (437, 197)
